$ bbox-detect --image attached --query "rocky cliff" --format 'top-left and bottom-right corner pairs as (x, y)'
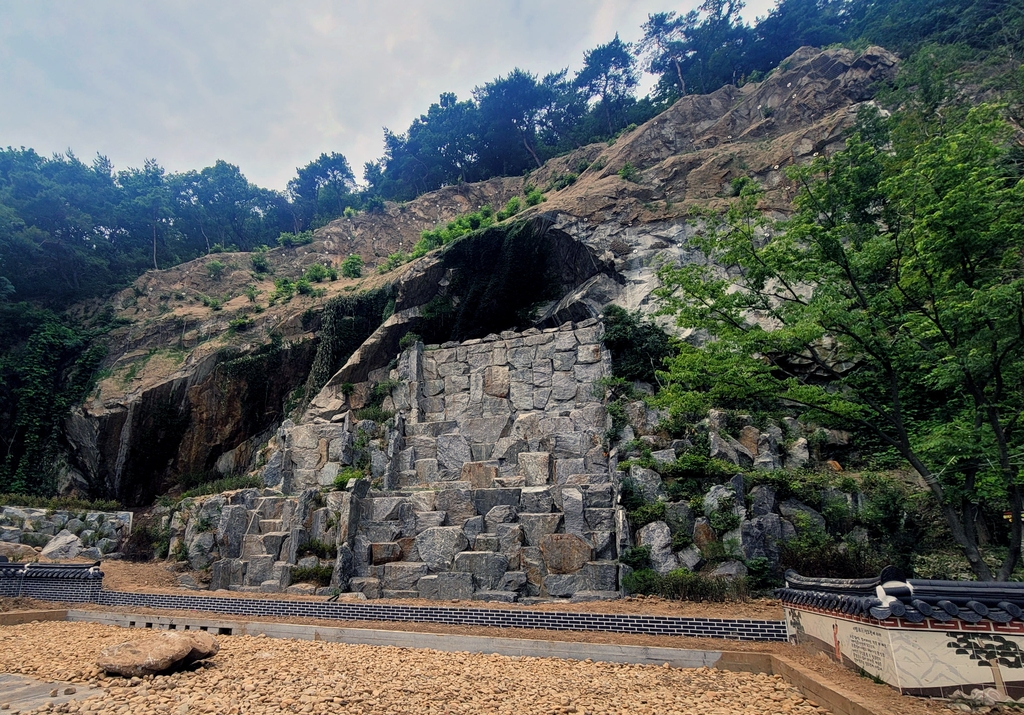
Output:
(58, 45), (897, 505)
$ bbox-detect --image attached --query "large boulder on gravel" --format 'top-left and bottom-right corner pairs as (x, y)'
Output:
(97, 632), (219, 676)
(40, 529), (82, 560)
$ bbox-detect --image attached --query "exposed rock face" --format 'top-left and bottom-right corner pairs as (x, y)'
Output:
(54, 45), (893, 509)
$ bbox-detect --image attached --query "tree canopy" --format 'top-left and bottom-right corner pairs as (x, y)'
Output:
(656, 103), (1024, 580)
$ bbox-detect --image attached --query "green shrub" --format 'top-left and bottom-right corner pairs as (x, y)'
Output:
(344, 206), (357, 218)
(199, 294), (223, 311)
(525, 188), (545, 206)
(378, 252), (409, 274)
(250, 245), (271, 273)
(180, 475), (263, 500)
(496, 196), (521, 221)
(341, 254), (363, 278)
(277, 230), (314, 247)
(333, 467), (364, 491)
(628, 500), (666, 529)
(244, 284), (260, 302)
(299, 539), (336, 560)
(292, 565), (333, 587)
(671, 530), (693, 551)
(207, 260), (226, 280)
(399, 332), (422, 351)
(228, 316), (254, 333)
(545, 172), (578, 191)
(621, 568), (662, 595)
(708, 509), (741, 534)
(20, 532), (50, 548)
(354, 406), (394, 423)
(744, 556), (779, 592)
(620, 545), (653, 570)
(659, 568), (740, 601)
(296, 278), (314, 295)
(0, 494), (120, 511)
(271, 278), (295, 302)
(618, 162), (641, 183)
(303, 263), (330, 283)
(623, 567), (743, 601)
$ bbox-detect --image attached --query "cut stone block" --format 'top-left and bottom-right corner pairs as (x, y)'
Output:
(520, 486), (553, 514)
(414, 511), (447, 533)
(348, 577), (380, 598)
(452, 551), (509, 590)
(435, 488), (476, 524)
(519, 513), (563, 547)
(382, 561), (429, 590)
(539, 533), (593, 574)
(370, 542), (403, 565)
(474, 534), (500, 552)
(437, 434), (472, 473)
(472, 488), (521, 516)
(413, 526), (469, 571)
(460, 461), (499, 489)
(483, 365), (510, 397)
(472, 591), (518, 603)
(519, 452), (551, 486)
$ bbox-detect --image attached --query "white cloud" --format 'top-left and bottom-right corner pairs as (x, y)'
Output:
(0, 0), (778, 190)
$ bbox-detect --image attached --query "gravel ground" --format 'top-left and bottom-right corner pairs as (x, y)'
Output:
(0, 621), (826, 715)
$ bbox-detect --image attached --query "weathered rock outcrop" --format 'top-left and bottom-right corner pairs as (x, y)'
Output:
(56, 46), (896, 506)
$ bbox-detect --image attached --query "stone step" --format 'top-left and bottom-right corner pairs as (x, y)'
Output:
(259, 519), (283, 533)
(405, 420), (459, 437)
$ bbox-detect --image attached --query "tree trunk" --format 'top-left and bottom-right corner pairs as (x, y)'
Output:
(152, 222), (158, 270)
(674, 58), (686, 96)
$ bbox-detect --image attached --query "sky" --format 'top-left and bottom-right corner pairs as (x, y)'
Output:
(0, 0), (777, 192)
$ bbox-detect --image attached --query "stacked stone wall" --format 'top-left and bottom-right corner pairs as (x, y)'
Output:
(189, 320), (630, 602)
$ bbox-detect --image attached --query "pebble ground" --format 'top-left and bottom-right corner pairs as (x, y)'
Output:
(0, 622), (828, 715)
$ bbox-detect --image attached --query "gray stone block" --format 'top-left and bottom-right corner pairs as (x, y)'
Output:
(382, 561), (429, 590)
(583, 484), (613, 509)
(520, 486), (553, 513)
(414, 526), (469, 571)
(561, 486), (586, 536)
(382, 590), (420, 599)
(499, 571), (528, 592)
(519, 513), (562, 546)
(544, 573), (585, 597)
(462, 515), (485, 543)
(485, 505), (518, 533)
(474, 534), (500, 552)
(436, 488), (476, 524)
(636, 521), (678, 575)
(244, 555), (275, 586)
(414, 511), (447, 533)
(452, 551), (509, 590)
(628, 465), (665, 501)
(472, 488), (521, 516)
(348, 576), (381, 599)
(472, 591), (518, 603)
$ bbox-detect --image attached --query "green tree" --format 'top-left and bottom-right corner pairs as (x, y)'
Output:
(575, 34), (640, 135)
(656, 105), (1024, 580)
(340, 254), (363, 279)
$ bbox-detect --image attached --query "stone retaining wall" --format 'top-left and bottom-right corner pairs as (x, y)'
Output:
(176, 320), (629, 602)
(0, 507), (132, 560)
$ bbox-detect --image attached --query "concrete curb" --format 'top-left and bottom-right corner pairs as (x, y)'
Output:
(66, 609), (883, 713)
